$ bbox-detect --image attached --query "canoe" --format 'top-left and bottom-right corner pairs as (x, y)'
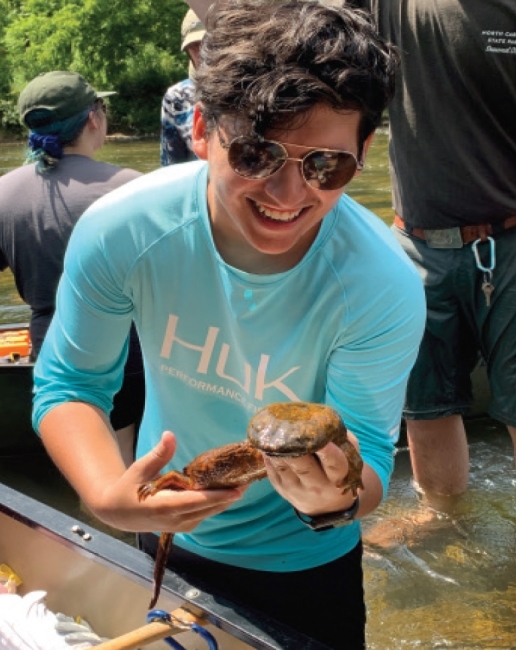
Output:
(0, 322), (492, 456)
(0, 482), (325, 649)
(0, 323), (43, 455)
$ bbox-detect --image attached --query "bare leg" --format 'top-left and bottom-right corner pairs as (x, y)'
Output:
(115, 423), (136, 468)
(406, 415), (469, 497)
(507, 425), (516, 470)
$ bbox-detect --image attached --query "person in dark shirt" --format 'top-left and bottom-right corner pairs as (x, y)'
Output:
(348, 0), (516, 498)
(0, 71), (145, 465)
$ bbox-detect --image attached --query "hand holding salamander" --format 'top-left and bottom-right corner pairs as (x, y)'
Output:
(137, 402), (363, 608)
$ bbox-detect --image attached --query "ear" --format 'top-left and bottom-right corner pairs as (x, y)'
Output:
(362, 132), (375, 158)
(356, 132), (375, 173)
(192, 104), (209, 160)
(87, 108), (101, 132)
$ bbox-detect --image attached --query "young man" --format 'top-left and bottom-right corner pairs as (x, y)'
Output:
(33, 2), (425, 647)
(0, 70), (145, 466)
(160, 9), (205, 166)
(348, 0), (516, 498)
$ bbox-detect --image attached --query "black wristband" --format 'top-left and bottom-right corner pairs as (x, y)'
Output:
(294, 496), (360, 532)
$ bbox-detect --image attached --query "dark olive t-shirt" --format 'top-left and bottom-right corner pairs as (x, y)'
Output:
(350, 0), (516, 228)
(0, 154), (141, 354)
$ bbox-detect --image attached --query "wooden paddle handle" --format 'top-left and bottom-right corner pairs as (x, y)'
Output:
(94, 606), (206, 650)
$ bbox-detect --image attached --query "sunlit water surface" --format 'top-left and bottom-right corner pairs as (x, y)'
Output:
(0, 133), (514, 649)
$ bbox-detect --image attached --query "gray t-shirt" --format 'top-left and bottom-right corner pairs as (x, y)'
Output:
(351, 0), (516, 228)
(0, 154), (141, 353)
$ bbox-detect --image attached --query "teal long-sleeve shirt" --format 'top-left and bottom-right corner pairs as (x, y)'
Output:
(33, 161), (425, 571)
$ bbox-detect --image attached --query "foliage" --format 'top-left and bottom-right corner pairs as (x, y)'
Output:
(109, 44), (187, 135)
(0, 0), (14, 95)
(0, 0), (190, 136)
(0, 98), (24, 134)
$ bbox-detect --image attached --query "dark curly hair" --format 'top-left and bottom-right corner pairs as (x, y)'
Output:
(195, 0), (399, 153)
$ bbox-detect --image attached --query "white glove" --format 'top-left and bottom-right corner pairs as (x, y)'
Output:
(0, 591), (108, 650)
(55, 612), (108, 647)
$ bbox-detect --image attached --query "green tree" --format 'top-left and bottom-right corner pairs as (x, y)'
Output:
(0, 0), (13, 93)
(2, 0), (190, 134)
(0, 0), (17, 132)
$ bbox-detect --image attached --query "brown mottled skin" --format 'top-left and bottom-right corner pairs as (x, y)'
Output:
(247, 402), (364, 496)
(137, 402), (363, 608)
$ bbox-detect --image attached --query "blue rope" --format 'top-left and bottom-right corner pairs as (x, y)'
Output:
(163, 635), (187, 650)
(190, 623), (219, 649)
(146, 609), (219, 650)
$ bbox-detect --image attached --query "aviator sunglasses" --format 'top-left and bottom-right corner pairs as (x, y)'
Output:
(217, 130), (363, 191)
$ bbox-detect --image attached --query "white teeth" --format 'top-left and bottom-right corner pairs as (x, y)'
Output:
(254, 202), (302, 222)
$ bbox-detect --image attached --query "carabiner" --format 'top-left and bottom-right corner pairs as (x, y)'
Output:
(471, 236), (496, 273)
(147, 609), (219, 650)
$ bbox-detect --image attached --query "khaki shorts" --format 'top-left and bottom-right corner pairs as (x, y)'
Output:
(392, 225), (516, 427)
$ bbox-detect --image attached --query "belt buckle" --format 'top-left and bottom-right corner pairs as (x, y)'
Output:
(423, 227), (463, 249)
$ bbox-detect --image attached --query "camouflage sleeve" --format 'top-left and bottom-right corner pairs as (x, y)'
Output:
(159, 81), (197, 167)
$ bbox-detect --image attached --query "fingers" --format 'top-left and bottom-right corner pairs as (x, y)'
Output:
(140, 484), (247, 535)
(147, 489), (245, 533)
(263, 453), (327, 503)
(264, 454), (317, 486)
(129, 431), (177, 483)
(264, 442), (349, 487)
(263, 443), (356, 514)
(146, 483), (246, 513)
(315, 441), (351, 485)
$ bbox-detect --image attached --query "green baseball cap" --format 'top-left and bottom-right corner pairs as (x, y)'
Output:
(181, 9), (205, 51)
(18, 71), (115, 127)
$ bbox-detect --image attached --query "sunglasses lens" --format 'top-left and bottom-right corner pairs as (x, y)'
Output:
(303, 150), (358, 190)
(228, 138), (286, 179)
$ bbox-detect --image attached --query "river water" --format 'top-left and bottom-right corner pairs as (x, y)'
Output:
(0, 134), (515, 649)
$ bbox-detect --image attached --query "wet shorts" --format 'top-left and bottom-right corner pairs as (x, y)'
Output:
(393, 225), (516, 426)
(138, 532), (366, 649)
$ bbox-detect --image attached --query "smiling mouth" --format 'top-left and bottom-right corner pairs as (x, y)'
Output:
(252, 200), (303, 223)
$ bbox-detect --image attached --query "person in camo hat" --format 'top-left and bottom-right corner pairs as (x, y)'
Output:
(0, 70), (145, 467)
(160, 9), (206, 166)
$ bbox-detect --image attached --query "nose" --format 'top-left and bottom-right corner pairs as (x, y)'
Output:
(263, 159), (308, 207)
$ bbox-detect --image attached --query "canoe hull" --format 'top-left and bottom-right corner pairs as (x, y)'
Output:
(0, 483), (324, 649)
(1, 362), (44, 454)
(0, 324), (42, 454)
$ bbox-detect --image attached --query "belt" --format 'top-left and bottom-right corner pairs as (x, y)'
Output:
(394, 214), (516, 245)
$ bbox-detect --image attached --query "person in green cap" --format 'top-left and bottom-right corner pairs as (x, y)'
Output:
(160, 9), (206, 166)
(0, 70), (145, 466)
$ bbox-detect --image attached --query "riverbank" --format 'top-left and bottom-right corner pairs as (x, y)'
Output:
(0, 133), (22, 144)
(0, 131), (159, 144)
